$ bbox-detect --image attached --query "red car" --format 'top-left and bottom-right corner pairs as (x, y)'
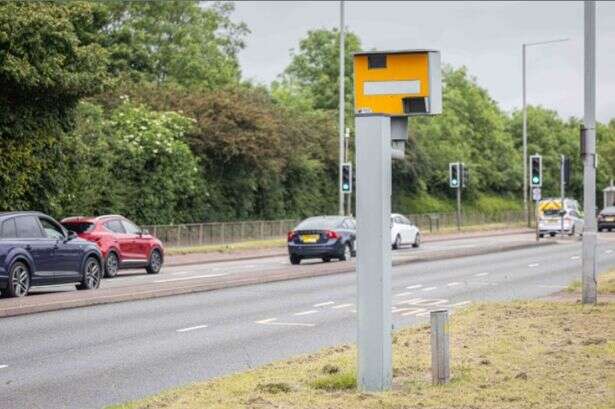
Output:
(61, 215), (164, 278)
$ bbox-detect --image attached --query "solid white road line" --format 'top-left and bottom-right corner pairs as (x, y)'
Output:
(406, 284), (422, 289)
(313, 301), (335, 307)
(294, 310), (318, 316)
(447, 282), (462, 287)
(176, 325), (208, 333)
(332, 303), (353, 309)
(528, 263), (540, 267)
(395, 291), (414, 297)
(474, 272), (489, 277)
(255, 318), (315, 327)
(421, 286), (437, 292)
(154, 273), (227, 283)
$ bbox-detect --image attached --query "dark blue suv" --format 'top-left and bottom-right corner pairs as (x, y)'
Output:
(0, 212), (103, 297)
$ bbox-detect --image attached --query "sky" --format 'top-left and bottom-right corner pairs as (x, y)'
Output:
(231, 1), (615, 123)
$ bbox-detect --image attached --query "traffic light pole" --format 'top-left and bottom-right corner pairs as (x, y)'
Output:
(355, 114), (392, 392)
(582, 0), (597, 304)
(338, 0), (345, 216)
(561, 155), (565, 238)
(456, 185), (461, 231)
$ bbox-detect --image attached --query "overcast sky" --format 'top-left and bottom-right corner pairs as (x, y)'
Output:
(232, 1), (614, 122)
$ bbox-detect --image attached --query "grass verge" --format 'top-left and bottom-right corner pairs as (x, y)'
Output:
(165, 238), (286, 256)
(567, 269), (615, 294)
(108, 300), (614, 409)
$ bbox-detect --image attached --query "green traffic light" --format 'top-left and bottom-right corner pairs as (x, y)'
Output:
(532, 176), (540, 184)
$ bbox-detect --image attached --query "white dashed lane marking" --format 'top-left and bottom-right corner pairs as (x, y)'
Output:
(332, 303), (353, 309)
(406, 284), (422, 290)
(528, 263), (540, 268)
(570, 256), (580, 260)
(421, 286), (437, 292)
(313, 301), (335, 307)
(255, 318), (315, 327)
(447, 282), (462, 286)
(474, 272), (489, 277)
(294, 310), (318, 316)
(395, 291), (414, 297)
(176, 325), (208, 333)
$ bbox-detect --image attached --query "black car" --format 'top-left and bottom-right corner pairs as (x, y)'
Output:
(598, 206), (615, 232)
(287, 216), (356, 265)
(0, 211), (103, 297)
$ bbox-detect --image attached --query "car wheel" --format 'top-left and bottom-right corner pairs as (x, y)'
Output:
(598, 228), (603, 232)
(3, 262), (30, 298)
(392, 235), (401, 250)
(105, 252), (119, 278)
(339, 243), (352, 261)
(290, 254), (301, 265)
(146, 249), (163, 274)
(609, 228), (612, 232)
(539, 234), (544, 238)
(549, 232), (556, 237)
(322, 257), (331, 263)
(412, 232), (421, 248)
(77, 257), (102, 290)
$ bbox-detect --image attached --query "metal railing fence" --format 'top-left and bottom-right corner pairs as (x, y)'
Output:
(143, 210), (526, 248)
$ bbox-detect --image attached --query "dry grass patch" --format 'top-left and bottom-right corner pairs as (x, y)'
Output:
(567, 269), (615, 294)
(108, 301), (614, 409)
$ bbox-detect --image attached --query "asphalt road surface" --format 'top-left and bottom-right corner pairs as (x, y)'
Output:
(2, 234), (615, 409)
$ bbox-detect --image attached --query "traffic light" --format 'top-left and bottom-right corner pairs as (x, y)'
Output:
(461, 164), (469, 188)
(449, 162), (460, 188)
(562, 156), (571, 186)
(530, 154), (542, 187)
(341, 162), (352, 193)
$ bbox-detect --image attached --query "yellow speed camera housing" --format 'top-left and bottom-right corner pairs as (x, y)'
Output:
(353, 50), (441, 116)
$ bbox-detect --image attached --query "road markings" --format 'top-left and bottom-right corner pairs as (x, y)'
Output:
(255, 318), (315, 327)
(392, 307), (413, 314)
(570, 256), (581, 260)
(474, 272), (489, 277)
(401, 308), (427, 317)
(421, 286), (437, 292)
(528, 263), (540, 268)
(332, 303), (353, 309)
(416, 311), (431, 318)
(606, 249), (613, 254)
(396, 298), (424, 306)
(294, 310), (318, 316)
(395, 291), (415, 297)
(447, 282), (462, 287)
(452, 301), (471, 307)
(176, 324), (208, 333)
(154, 273), (227, 283)
(406, 284), (422, 290)
(0, 365), (7, 369)
(314, 301), (335, 307)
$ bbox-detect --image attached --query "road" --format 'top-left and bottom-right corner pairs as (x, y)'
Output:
(1, 234), (614, 409)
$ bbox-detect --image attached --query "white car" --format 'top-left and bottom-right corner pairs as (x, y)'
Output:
(391, 213), (421, 249)
(538, 198), (584, 237)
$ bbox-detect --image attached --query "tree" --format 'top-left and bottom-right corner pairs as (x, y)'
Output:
(102, 0), (248, 88)
(282, 28), (361, 114)
(0, 0), (109, 212)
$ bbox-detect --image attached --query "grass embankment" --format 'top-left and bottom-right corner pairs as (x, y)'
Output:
(109, 300), (614, 409)
(567, 270), (615, 295)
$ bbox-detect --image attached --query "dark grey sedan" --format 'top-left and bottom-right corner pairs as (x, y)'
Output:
(287, 216), (356, 265)
(598, 206), (615, 232)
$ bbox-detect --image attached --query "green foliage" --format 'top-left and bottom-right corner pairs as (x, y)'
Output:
(102, 0), (248, 88)
(310, 372), (357, 391)
(394, 192), (454, 215)
(472, 194), (523, 214)
(282, 28), (361, 114)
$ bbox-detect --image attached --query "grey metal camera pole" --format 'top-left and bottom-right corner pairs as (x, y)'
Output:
(338, 0), (345, 216)
(582, 0), (597, 304)
(430, 309), (450, 384)
(456, 184), (461, 231)
(356, 114), (392, 391)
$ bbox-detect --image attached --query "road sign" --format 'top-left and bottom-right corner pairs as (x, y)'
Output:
(532, 187), (542, 201)
(353, 50), (441, 116)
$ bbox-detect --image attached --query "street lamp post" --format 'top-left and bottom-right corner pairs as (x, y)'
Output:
(522, 38), (569, 226)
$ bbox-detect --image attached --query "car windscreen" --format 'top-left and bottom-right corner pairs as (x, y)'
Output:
(542, 210), (561, 217)
(62, 222), (94, 233)
(296, 218), (343, 230)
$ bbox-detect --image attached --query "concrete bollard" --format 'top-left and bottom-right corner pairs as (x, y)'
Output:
(430, 309), (450, 384)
